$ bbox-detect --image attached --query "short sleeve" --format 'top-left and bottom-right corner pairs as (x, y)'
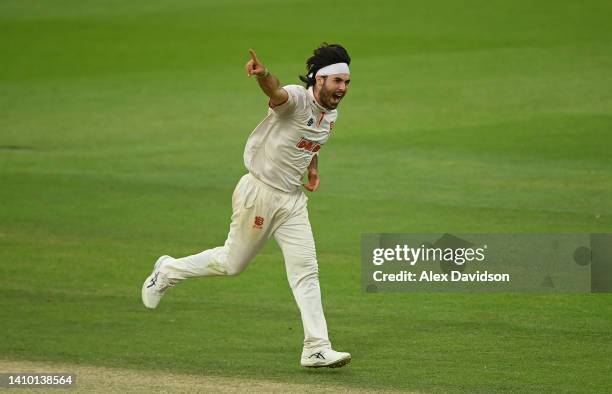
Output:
(269, 85), (307, 116)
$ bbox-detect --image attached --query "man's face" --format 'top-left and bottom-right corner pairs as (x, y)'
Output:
(315, 73), (350, 110)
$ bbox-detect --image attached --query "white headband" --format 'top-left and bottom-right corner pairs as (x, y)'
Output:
(309, 62), (350, 78)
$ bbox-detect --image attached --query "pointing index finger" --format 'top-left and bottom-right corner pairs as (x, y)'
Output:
(248, 49), (260, 64)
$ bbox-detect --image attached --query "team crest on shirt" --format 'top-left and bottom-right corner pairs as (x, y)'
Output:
(296, 137), (321, 153)
(253, 216), (264, 229)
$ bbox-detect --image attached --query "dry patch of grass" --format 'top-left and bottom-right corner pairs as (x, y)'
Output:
(0, 359), (400, 393)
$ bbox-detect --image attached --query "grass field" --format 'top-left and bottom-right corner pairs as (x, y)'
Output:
(1, 1), (612, 392)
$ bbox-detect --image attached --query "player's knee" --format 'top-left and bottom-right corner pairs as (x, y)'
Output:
(225, 265), (244, 276)
(211, 248), (249, 276)
(289, 266), (319, 289)
(224, 257), (251, 276)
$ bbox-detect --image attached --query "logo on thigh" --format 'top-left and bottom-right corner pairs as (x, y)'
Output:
(253, 216), (264, 229)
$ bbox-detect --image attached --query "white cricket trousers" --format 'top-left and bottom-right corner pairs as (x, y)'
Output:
(159, 173), (331, 352)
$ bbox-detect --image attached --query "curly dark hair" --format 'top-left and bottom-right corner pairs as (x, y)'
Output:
(299, 43), (351, 88)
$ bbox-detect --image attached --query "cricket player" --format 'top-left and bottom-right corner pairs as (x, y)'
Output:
(141, 43), (352, 368)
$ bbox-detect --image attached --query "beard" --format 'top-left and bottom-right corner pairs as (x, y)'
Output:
(319, 84), (343, 110)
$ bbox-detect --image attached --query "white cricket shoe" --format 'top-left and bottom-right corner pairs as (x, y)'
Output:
(141, 255), (174, 309)
(300, 349), (352, 368)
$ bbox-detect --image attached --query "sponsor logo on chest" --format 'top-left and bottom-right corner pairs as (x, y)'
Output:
(295, 137), (321, 153)
(298, 110), (334, 153)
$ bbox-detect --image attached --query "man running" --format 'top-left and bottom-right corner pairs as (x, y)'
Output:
(142, 43), (352, 368)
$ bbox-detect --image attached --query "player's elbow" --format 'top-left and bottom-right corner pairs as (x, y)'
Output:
(268, 89), (288, 107)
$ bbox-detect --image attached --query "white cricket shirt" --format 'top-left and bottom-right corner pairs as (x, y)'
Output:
(243, 85), (337, 193)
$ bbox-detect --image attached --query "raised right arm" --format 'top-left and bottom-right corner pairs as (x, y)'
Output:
(245, 49), (288, 106)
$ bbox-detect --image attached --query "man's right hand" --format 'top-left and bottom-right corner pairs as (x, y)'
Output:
(245, 49), (288, 106)
(245, 49), (267, 77)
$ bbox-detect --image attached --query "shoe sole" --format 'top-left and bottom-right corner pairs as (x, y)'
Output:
(303, 355), (351, 369)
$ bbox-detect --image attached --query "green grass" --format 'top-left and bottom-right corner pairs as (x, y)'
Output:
(1, 0), (612, 392)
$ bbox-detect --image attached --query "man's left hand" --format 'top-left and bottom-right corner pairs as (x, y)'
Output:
(303, 169), (320, 192)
